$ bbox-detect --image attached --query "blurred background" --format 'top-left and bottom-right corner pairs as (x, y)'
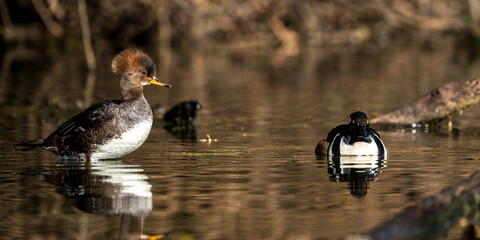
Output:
(5, 0), (480, 52)
(3, 1), (480, 239)
(3, 0), (480, 108)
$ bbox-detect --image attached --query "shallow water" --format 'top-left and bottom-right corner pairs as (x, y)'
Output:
(2, 45), (480, 239)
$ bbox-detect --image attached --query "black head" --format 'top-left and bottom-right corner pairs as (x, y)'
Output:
(188, 100), (202, 113)
(163, 100), (202, 125)
(348, 111), (370, 137)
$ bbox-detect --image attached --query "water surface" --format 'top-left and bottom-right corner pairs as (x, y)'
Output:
(1, 45), (480, 239)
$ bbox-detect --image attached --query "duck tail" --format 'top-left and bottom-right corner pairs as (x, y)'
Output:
(15, 140), (45, 151)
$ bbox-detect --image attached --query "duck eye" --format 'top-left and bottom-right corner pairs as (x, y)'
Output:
(142, 71), (147, 75)
(352, 120), (355, 124)
(366, 120), (369, 124)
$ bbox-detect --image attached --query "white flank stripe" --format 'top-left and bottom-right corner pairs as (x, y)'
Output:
(373, 133), (388, 156)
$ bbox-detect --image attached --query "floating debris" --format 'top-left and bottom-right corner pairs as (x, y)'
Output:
(199, 134), (218, 144)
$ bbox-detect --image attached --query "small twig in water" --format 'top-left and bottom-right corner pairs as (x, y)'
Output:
(199, 134), (218, 144)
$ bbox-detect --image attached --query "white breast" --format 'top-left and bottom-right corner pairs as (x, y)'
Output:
(338, 138), (379, 155)
(90, 118), (153, 161)
(328, 134), (388, 156)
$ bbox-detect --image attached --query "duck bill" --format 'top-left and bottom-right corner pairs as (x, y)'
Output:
(358, 125), (368, 137)
(149, 76), (172, 88)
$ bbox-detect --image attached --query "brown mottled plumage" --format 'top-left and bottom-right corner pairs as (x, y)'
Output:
(16, 48), (171, 161)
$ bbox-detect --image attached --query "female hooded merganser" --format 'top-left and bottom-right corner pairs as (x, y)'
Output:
(16, 48), (171, 161)
(315, 111), (387, 156)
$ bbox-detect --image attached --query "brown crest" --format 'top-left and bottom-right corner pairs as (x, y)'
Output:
(111, 48), (156, 75)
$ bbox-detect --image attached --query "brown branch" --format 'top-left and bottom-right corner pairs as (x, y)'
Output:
(31, 0), (64, 38)
(0, 0), (14, 39)
(78, 0), (96, 72)
(469, 0), (480, 36)
(0, 0), (12, 27)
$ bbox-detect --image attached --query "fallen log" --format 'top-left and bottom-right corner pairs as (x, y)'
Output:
(369, 170), (480, 239)
(371, 78), (480, 126)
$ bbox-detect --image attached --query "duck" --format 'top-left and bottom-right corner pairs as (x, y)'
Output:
(16, 48), (171, 161)
(162, 100), (202, 127)
(315, 111), (387, 156)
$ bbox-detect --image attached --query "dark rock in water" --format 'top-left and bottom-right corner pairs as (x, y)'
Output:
(371, 78), (480, 126)
(369, 170), (480, 239)
(315, 140), (329, 156)
(163, 100), (202, 127)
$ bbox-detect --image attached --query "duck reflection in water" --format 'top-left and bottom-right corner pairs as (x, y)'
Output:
(30, 159), (154, 239)
(153, 100), (202, 140)
(325, 155), (386, 197)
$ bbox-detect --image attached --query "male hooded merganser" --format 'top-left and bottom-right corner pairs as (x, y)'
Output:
(315, 112), (387, 156)
(16, 48), (171, 161)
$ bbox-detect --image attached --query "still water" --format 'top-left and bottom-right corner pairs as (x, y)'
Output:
(2, 45), (480, 239)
